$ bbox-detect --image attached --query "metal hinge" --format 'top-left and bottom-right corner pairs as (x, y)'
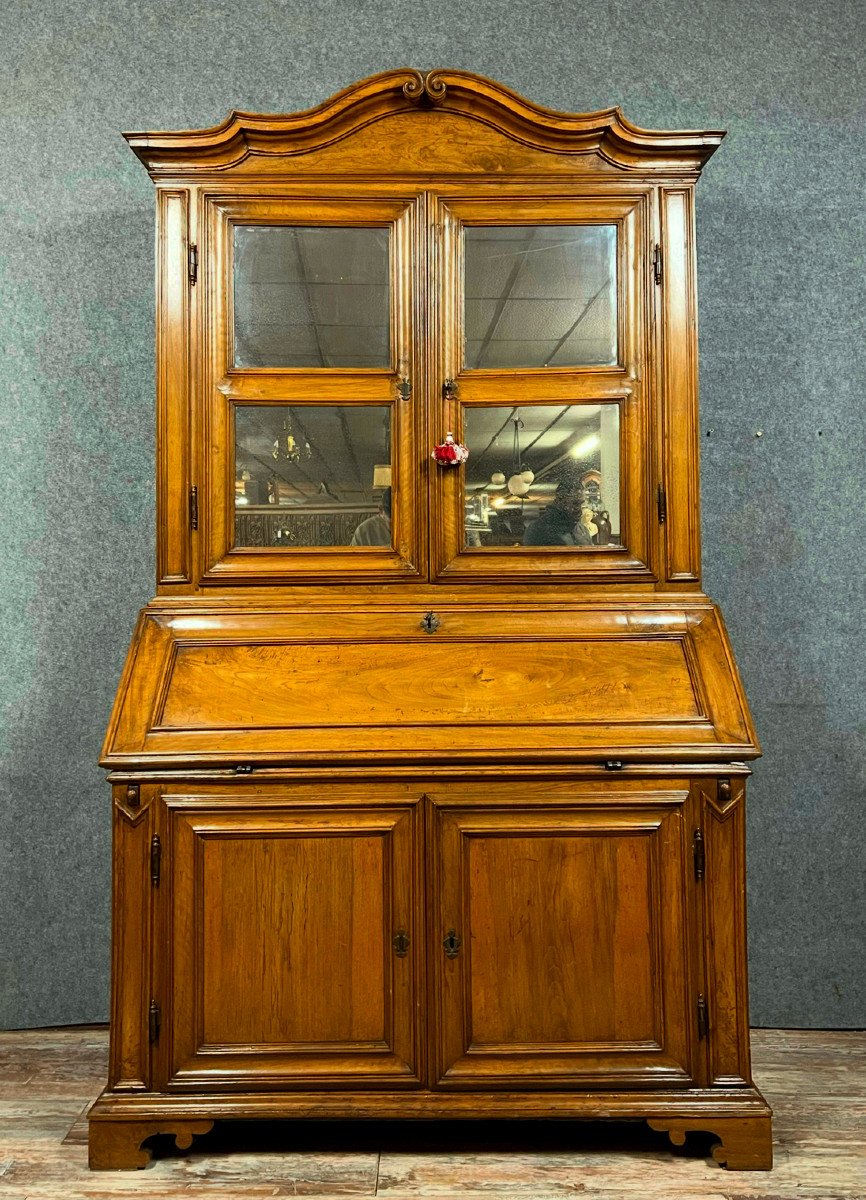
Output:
(150, 834), (161, 886)
(693, 827), (705, 881)
(657, 483), (667, 524)
(697, 994), (710, 1040)
(188, 243), (198, 285)
(189, 485), (199, 531)
(653, 243), (663, 285)
(148, 1000), (161, 1045)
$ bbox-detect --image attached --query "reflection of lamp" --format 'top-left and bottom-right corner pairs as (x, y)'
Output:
(272, 412), (312, 464)
(506, 411), (531, 497)
(571, 433), (601, 459)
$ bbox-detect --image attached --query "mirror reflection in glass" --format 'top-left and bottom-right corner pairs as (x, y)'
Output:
(233, 226), (390, 368)
(464, 225), (617, 368)
(463, 404), (621, 549)
(234, 405), (392, 548)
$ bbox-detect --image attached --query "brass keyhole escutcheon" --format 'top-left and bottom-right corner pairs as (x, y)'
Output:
(443, 929), (461, 958)
(421, 612), (441, 634)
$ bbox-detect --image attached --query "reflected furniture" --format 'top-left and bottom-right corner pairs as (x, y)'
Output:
(89, 70), (772, 1172)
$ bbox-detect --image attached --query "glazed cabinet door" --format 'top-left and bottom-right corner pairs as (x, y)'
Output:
(430, 193), (656, 583)
(198, 193), (424, 584)
(430, 785), (696, 1088)
(156, 793), (422, 1090)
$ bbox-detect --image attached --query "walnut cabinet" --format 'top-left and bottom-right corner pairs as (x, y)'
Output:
(89, 70), (772, 1172)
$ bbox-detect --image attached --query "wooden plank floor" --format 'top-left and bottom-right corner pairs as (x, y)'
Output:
(0, 1027), (863, 1198)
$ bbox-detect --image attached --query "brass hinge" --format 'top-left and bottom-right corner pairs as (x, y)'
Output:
(189, 485), (199, 531)
(653, 243), (663, 285)
(697, 994), (710, 1040)
(188, 243), (198, 285)
(392, 929), (410, 958)
(150, 834), (161, 886)
(657, 483), (667, 524)
(693, 827), (705, 882)
(148, 1000), (161, 1045)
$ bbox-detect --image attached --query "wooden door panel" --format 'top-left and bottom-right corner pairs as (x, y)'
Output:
(162, 799), (421, 1090)
(432, 793), (695, 1089)
(201, 833), (385, 1045)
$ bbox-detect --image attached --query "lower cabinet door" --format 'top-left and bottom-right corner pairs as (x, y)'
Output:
(431, 788), (697, 1089)
(159, 795), (421, 1090)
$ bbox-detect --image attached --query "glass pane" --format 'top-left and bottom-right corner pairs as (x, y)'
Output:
(234, 405), (392, 548)
(233, 226), (390, 368)
(464, 225), (617, 368)
(462, 404), (622, 549)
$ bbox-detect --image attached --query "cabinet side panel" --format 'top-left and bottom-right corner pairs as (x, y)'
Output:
(701, 779), (753, 1085)
(660, 188), (700, 583)
(156, 189), (191, 585)
(108, 788), (152, 1090)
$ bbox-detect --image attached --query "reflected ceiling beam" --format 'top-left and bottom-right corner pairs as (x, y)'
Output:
(337, 409), (364, 492)
(293, 229), (328, 368)
(473, 229), (537, 368)
(519, 407), (570, 462)
(544, 282), (608, 366)
(467, 407), (518, 479)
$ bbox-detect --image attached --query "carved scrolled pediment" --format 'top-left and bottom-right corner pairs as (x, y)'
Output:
(124, 68), (724, 176)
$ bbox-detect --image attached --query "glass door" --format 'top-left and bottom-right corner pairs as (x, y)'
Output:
(430, 195), (656, 582)
(199, 195), (423, 583)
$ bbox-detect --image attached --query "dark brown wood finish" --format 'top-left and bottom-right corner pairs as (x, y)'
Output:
(91, 70), (770, 1172)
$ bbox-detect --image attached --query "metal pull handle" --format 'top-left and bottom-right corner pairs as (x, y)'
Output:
(443, 929), (461, 958)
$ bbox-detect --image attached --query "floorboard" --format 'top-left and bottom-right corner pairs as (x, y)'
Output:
(0, 1027), (863, 1198)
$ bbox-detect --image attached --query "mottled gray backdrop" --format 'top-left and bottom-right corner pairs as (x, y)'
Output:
(1, 0), (864, 1029)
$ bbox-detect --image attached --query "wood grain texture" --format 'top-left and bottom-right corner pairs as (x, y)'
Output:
(431, 791), (694, 1088)
(102, 604), (757, 767)
(3, 1028), (863, 1194)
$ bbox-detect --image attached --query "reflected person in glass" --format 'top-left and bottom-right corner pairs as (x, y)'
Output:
(350, 487), (392, 546)
(523, 480), (592, 547)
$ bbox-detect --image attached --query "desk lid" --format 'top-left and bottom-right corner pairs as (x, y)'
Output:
(102, 601), (758, 769)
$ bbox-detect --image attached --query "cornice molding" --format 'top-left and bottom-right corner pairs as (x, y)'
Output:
(123, 68), (725, 176)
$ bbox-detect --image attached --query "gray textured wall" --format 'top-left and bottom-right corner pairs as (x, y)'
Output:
(1, 0), (863, 1030)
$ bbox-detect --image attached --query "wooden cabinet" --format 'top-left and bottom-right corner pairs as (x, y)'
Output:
(89, 70), (772, 1173)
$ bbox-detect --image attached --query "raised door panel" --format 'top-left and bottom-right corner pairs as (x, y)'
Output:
(159, 797), (421, 1089)
(431, 791), (695, 1088)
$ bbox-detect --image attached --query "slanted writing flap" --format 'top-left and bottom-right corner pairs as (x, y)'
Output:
(102, 603), (757, 766)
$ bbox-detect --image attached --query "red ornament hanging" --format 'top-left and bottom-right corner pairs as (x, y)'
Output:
(431, 432), (469, 466)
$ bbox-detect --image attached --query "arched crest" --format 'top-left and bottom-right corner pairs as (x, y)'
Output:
(124, 68), (724, 176)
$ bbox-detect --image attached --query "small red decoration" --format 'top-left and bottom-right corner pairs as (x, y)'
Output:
(431, 432), (469, 466)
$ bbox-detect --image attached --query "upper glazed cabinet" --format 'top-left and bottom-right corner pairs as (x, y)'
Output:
(132, 69), (720, 588)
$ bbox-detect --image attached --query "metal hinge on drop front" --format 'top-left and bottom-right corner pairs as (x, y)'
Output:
(188, 244), (198, 285)
(657, 484), (667, 524)
(189, 485), (199, 531)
